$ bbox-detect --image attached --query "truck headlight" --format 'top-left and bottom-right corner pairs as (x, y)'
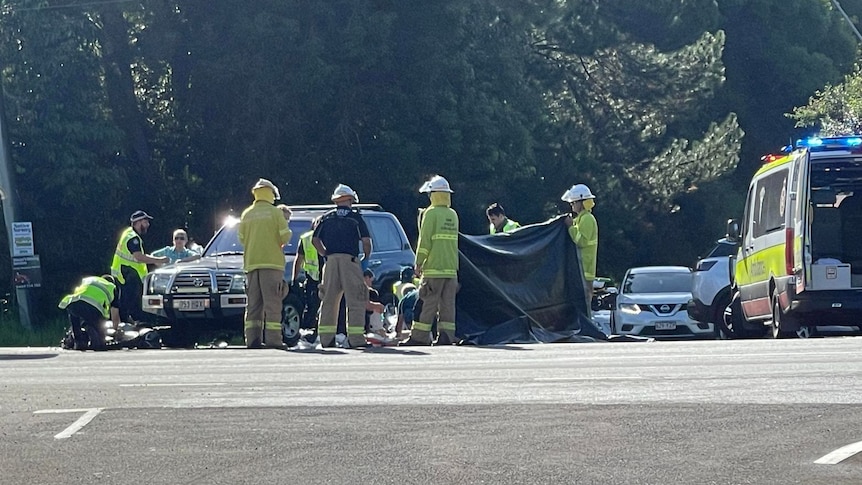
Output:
(230, 274), (246, 293)
(149, 274), (172, 294)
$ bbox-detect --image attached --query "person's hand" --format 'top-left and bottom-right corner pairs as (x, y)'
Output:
(282, 207), (292, 220)
(563, 214), (573, 227)
(414, 265), (422, 278)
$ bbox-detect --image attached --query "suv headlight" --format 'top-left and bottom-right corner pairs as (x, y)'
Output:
(229, 274), (246, 293)
(148, 274), (172, 294)
(618, 303), (641, 315)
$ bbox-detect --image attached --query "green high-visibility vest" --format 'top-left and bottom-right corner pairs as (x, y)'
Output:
(489, 219), (521, 234)
(300, 231), (320, 281)
(58, 276), (116, 319)
(111, 227), (148, 284)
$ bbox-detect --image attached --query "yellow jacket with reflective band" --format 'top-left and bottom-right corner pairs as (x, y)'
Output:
(568, 210), (598, 280)
(238, 201), (292, 272)
(300, 230), (320, 281)
(489, 219), (520, 234)
(416, 193), (459, 278)
(58, 276), (116, 319)
(111, 227), (147, 284)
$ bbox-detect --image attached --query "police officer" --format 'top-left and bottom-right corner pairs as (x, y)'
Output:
(312, 184), (372, 348)
(58, 275), (121, 351)
(111, 211), (168, 323)
(486, 203), (520, 234)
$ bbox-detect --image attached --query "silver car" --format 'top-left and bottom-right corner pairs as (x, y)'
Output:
(611, 266), (714, 338)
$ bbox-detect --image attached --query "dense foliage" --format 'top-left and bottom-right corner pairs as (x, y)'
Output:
(0, 0), (858, 321)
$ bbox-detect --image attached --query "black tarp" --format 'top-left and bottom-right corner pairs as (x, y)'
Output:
(455, 216), (606, 345)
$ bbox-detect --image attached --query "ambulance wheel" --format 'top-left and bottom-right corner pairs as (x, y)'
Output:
(770, 299), (795, 339)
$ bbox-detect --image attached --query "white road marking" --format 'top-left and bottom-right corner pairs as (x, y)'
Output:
(34, 408), (103, 440)
(534, 377), (644, 381)
(814, 440), (862, 465)
(118, 382), (226, 387)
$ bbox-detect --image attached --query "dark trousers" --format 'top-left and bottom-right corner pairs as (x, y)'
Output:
(118, 266), (145, 322)
(302, 278), (321, 329)
(66, 301), (105, 350)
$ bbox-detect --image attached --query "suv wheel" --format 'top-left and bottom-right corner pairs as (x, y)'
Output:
(282, 295), (303, 347)
(770, 299), (795, 339)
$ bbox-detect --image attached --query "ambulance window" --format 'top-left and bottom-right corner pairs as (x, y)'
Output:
(752, 169), (788, 238)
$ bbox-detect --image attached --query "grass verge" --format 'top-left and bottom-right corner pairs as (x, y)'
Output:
(0, 314), (67, 347)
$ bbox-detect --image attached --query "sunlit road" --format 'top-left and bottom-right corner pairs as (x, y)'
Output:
(1, 337), (862, 484)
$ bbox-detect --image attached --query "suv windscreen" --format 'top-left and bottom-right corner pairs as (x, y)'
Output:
(205, 219), (312, 256)
(623, 272), (692, 294)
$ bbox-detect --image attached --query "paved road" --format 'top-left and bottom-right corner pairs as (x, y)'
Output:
(1, 338), (861, 484)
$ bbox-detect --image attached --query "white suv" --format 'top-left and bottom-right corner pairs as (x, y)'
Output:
(687, 237), (737, 335)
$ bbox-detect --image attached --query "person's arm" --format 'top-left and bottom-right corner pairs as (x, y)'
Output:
(109, 307), (121, 329)
(178, 249), (201, 263)
(357, 214), (372, 261)
(312, 221), (327, 257)
(366, 300), (385, 313)
(291, 241), (306, 282)
(414, 210), (433, 275)
(361, 237), (372, 261)
(129, 237), (168, 264)
(570, 213), (597, 247)
(277, 211), (292, 246)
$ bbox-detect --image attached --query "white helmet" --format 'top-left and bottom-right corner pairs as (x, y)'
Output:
(330, 183), (359, 202)
(252, 178), (281, 200)
(561, 184), (595, 203)
(419, 175), (453, 193)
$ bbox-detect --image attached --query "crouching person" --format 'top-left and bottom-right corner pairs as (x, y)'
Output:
(58, 275), (121, 351)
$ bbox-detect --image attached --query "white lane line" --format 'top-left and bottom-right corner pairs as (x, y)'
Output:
(34, 408), (103, 440)
(118, 382), (226, 387)
(534, 377), (644, 381)
(814, 440), (862, 465)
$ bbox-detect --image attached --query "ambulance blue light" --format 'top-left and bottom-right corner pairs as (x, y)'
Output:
(795, 135), (862, 150)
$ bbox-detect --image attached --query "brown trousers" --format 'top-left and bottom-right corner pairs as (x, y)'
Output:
(412, 277), (458, 344)
(318, 254), (367, 346)
(245, 268), (287, 348)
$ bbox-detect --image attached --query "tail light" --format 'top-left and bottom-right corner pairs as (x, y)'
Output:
(785, 227), (794, 275)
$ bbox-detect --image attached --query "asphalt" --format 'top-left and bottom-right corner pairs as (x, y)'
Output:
(1, 337), (861, 484)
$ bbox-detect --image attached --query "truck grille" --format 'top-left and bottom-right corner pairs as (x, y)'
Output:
(171, 272), (235, 293)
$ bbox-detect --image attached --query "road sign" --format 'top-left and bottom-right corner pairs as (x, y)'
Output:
(12, 221), (34, 256)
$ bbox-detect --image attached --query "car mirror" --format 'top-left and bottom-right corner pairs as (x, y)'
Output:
(725, 219), (740, 242)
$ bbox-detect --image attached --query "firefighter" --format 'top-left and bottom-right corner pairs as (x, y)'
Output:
(110, 211), (168, 323)
(486, 203), (520, 234)
(313, 184), (372, 348)
(238, 178), (292, 349)
(561, 183), (599, 309)
(58, 275), (121, 351)
(406, 175), (460, 345)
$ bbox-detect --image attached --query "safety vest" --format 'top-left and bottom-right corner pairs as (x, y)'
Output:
(111, 227), (148, 284)
(489, 219), (521, 234)
(300, 230), (320, 281)
(58, 276), (116, 319)
(569, 210), (598, 281)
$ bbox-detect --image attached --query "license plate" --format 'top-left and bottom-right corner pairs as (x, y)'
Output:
(654, 321), (677, 330)
(174, 299), (206, 311)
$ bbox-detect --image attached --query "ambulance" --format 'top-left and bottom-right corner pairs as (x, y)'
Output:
(726, 135), (862, 338)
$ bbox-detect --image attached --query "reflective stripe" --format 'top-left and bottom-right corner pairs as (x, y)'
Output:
(244, 320), (264, 330)
(431, 234), (458, 241)
(264, 321), (281, 331)
(422, 269), (457, 277)
(318, 325), (338, 334)
(416, 248), (429, 256)
(347, 328), (365, 336)
(438, 321), (456, 332)
(413, 321), (433, 332)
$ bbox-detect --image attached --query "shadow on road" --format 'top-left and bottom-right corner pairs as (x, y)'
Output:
(0, 353), (58, 360)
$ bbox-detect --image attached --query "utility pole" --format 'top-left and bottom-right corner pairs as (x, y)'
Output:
(0, 82), (32, 329)
(833, 0), (862, 44)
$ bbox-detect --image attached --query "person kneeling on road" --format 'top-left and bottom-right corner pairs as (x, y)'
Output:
(58, 275), (121, 351)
